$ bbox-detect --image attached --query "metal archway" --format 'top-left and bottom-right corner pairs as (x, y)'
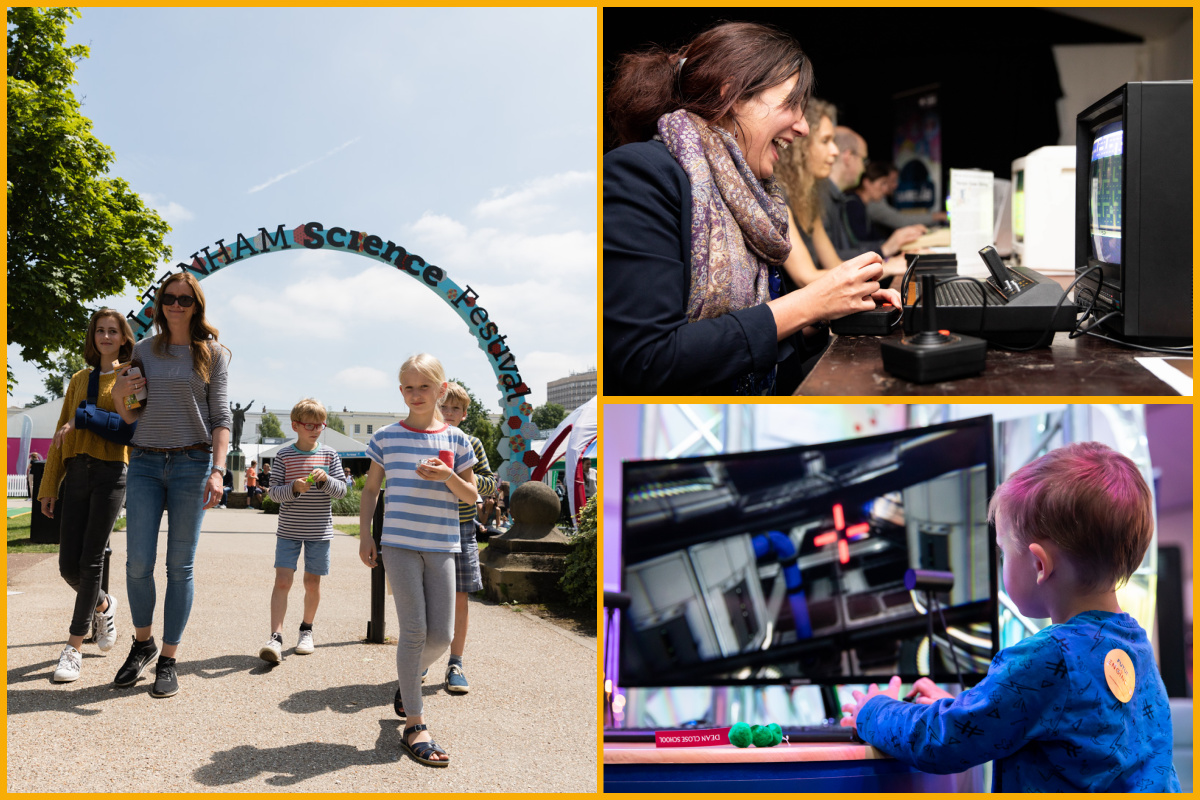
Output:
(125, 221), (538, 484)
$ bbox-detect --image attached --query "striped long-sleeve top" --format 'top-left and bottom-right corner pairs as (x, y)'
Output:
(458, 432), (495, 523)
(266, 443), (347, 540)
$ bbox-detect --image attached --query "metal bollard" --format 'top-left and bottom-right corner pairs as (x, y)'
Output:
(367, 487), (386, 643)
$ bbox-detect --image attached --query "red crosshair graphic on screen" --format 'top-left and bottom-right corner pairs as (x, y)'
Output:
(813, 503), (871, 564)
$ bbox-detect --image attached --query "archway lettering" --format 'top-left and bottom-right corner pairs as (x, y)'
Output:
(125, 222), (539, 484)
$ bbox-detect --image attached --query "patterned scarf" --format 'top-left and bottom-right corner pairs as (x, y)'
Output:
(657, 110), (792, 323)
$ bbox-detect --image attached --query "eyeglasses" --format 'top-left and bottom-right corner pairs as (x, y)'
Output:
(161, 292), (196, 308)
(296, 422), (327, 431)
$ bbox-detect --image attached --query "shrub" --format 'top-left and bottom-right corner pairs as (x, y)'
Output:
(260, 495), (280, 514)
(559, 495), (596, 610)
(332, 489), (361, 516)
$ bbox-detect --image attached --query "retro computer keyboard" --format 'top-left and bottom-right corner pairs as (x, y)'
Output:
(902, 264), (1077, 347)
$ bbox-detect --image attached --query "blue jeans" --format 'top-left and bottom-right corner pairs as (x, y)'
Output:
(125, 448), (211, 645)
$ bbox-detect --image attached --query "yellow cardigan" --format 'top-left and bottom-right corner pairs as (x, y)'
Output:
(38, 367), (130, 500)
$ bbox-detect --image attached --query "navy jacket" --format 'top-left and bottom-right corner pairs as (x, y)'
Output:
(604, 141), (820, 395)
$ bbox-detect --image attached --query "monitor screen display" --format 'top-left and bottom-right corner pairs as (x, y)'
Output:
(1088, 119), (1123, 265)
(619, 417), (997, 688)
(1012, 168), (1025, 243)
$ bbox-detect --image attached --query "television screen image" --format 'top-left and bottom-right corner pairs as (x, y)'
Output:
(1088, 119), (1123, 265)
(620, 417), (997, 688)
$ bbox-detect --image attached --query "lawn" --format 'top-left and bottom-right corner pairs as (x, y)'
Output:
(6, 513), (58, 554)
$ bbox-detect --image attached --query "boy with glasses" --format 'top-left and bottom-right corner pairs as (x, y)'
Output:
(259, 398), (347, 663)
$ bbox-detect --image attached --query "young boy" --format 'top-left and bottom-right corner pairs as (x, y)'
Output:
(259, 398), (348, 663)
(436, 381), (496, 693)
(842, 442), (1180, 792)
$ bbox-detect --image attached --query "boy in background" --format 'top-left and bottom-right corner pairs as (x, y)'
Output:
(436, 382), (495, 693)
(259, 398), (347, 662)
(842, 442), (1180, 792)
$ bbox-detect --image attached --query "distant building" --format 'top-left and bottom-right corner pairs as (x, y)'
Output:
(247, 408), (403, 446)
(546, 369), (596, 413)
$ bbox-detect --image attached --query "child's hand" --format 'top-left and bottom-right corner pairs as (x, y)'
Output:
(309, 468), (328, 485)
(53, 420), (74, 449)
(840, 675), (902, 729)
(416, 457), (452, 483)
(359, 536), (378, 568)
(293, 478), (311, 496)
(908, 677), (955, 704)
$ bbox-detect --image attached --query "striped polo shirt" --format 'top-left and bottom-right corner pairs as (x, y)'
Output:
(458, 432), (496, 523)
(266, 443), (347, 541)
(366, 421), (477, 552)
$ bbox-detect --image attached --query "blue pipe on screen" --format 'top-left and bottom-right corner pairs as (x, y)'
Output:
(753, 531), (813, 639)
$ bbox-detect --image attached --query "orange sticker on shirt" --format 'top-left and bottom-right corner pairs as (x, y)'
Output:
(1103, 648), (1136, 703)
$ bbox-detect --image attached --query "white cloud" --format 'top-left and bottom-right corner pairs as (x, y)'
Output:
(473, 170), (596, 227)
(141, 193), (195, 224)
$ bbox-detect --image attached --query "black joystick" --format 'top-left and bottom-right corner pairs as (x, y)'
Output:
(880, 274), (987, 383)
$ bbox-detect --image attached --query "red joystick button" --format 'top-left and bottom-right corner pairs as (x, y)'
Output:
(938, 330), (949, 336)
(880, 303), (892, 308)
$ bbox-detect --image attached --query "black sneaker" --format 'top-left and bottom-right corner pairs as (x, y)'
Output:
(150, 656), (179, 698)
(114, 637), (159, 687)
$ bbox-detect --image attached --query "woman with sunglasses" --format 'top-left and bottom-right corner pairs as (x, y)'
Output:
(112, 272), (231, 697)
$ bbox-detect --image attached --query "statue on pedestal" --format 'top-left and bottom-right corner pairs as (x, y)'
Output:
(229, 399), (254, 451)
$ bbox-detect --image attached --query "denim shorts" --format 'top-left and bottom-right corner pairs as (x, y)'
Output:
(275, 537), (331, 576)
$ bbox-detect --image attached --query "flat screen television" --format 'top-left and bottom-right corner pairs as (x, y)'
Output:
(619, 416), (998, 688)
(1074, 81), (1192, 342)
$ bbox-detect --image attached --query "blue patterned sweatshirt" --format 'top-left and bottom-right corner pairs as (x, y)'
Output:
(858, 610), (1180, 792)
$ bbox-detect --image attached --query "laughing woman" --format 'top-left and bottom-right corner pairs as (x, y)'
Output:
(112, 272), (231, 698)
(604, 22), (900, 396)
(39, 309), (136, 682)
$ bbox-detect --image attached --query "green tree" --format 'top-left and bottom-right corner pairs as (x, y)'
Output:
(532, 402), (568, 430)
(260, 412), (284, 439)
(449, 377), (502, 471)
(7, 7), (171, 394)
(327, 412), (346, 435)
(41, 351), (88, 398)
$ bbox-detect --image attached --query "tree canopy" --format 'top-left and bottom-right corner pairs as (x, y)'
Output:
(7, 7), (172, 394)
(532, 402), (568, 430)
(326, 412), (346, 435)
(260, 412), (284, 440)
(448, 377), (502, 472)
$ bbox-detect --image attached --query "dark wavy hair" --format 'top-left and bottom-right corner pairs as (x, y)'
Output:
(607, 21), (815, 146)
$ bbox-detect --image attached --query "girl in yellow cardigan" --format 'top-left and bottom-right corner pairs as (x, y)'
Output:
(39, 308), (135, 683)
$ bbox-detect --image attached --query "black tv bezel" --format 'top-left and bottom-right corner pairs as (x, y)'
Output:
(1076, 86), (1126, 301)
(617, 414), (999, 689)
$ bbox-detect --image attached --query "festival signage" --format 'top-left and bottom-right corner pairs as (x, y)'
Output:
(125, 222), (536, 484)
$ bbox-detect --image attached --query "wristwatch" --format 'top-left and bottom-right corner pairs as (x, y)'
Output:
(211, 465), (227, 476)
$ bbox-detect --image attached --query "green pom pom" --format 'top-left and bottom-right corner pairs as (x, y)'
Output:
(751, 724), (774, 747)
(767, 723), (783, 746)
(728, 722), (752, 748)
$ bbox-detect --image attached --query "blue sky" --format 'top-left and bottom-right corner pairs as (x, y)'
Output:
(7, 7), (597, 415)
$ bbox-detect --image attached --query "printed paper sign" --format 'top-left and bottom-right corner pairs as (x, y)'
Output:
(654, 728), (730, 748)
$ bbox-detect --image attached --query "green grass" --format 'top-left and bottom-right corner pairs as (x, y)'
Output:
(6, 513), (58, 554)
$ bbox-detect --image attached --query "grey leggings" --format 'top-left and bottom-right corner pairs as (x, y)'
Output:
(381, 545), (455, 718)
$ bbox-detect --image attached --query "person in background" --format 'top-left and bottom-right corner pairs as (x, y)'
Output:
(821, 125), (926, 263)
(867, 164), (947, 235)
(844, 161), (898, 243)
(39, 309), (133, 682)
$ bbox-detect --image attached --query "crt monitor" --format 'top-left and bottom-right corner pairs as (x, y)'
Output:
(1074, 81), (1192, 341)
(1010, 146), (1076, 275)
(619, 416), (998, 688)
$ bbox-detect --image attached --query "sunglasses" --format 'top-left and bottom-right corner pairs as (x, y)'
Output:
(295, 422), (327, 431)
(161, 292), (196, 308)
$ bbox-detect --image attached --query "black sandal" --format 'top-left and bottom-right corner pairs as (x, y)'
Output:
(393, 687), (405, 718)
(402, 723), (449, 767)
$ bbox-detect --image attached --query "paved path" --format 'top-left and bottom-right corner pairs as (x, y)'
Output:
(7, 508), (597, 792)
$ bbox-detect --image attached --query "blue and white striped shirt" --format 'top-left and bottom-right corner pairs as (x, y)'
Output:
(366, 421), (477, 553)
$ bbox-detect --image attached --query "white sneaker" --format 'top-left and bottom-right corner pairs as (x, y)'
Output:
(93, 594), (118, 652)
(53, 645), (82, 682)
(295, 629), (315, 655)
(259, 634), (283, 663)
